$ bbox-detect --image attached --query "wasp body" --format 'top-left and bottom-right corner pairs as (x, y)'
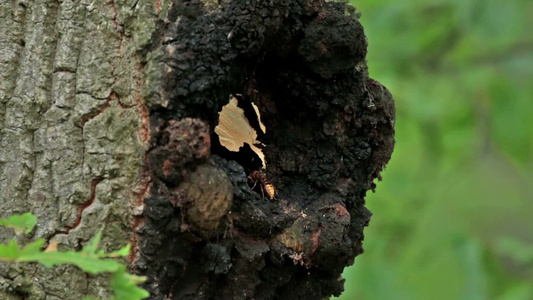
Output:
(248, 170), (276, 199)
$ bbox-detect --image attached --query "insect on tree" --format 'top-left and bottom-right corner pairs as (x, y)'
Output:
(248, 170), (276, 199)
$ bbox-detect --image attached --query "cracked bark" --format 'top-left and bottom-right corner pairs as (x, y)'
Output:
(0, 0), (152, 298)
(0, 0), (395, 299)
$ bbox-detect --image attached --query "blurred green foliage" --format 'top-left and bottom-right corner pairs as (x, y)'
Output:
(336, 0), (533, 299)
(0, 213), (149, 300)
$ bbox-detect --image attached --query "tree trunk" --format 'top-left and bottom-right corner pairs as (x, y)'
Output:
(0, 0), (152, 298)
(0, 0), (395, 299)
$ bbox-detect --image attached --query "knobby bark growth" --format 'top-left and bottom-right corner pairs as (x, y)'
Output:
(0, 0), (394, 299)
(141, 0), (395, 299)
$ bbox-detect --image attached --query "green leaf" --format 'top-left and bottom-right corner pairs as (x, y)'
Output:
(0, 232), (121, 274)
(19, 250), (123, 274)
(105, 244), (131, 258)
(0, 212), (38, 235)
(83, 230), (103, 255)
(1, 229), (149, 299)
(0, 239), (45, 262)
(111, 266), (150, 300)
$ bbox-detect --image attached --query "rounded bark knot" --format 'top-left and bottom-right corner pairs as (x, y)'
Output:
(298, 2), (367, 79)
(302, 0), (324, 16)
(178, 164), (233, 237)
(165, 118), (211, 161)
(275, 196), (351, 268)
(150, 118), (210, 185)
(366, 78), (396, 126)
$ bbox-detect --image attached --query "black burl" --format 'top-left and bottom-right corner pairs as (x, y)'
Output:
(137, 1), (395, 299)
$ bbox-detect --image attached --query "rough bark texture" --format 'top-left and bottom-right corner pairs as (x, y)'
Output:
(139, 1), (395, 299)
(0, 0), (155, 298)
(0, 0), (395, 299)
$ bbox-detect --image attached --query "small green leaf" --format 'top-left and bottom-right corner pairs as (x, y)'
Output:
(0, 212), (38, 235)
(0, 239), (24, 261)
(19, 250), (123, 274)
(0, 233), (121, 274)
(111, 266), (150, 300)
(82, 230), (103, 255)
(0, 239), (45, 262)
(105, 245), (131, 258)
(1, 229), (149, 299)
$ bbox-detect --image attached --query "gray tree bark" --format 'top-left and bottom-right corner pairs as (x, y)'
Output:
(0, 0), (395, 299)
(0, 0), (159, 298)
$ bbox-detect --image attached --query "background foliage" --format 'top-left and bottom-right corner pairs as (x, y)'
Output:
(337, 0), (533, 299)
